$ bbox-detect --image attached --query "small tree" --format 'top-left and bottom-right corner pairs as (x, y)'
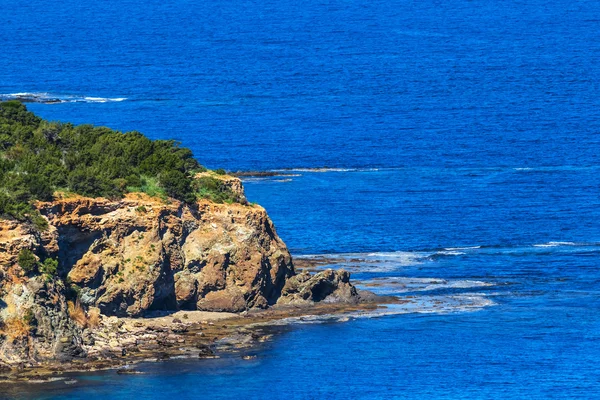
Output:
(159, 170), (195, 203)
(18, 248), (37, 274)
(40, 258), (58, 277)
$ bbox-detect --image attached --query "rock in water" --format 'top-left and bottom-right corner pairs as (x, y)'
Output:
(277, 269), (361, 305)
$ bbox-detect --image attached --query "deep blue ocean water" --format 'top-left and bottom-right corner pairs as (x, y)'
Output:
(2, 0), (600, 398)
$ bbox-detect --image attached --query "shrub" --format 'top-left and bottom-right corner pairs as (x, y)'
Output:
(193, 176), (240, 204)
(68, 168), (115, 198)
(66, 283), (82, 300)
(23, 309), (35, 326)
(0, 192), (48, 231)
(22, 174), (54, 201)
(30, 211), (49, 231)
(159, 170), (195, 203)
(40, 258), (58, 277)
(127, 175), (166, 199)
(18, 248), (37, 274)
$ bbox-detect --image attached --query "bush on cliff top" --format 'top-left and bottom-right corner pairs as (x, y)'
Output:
(0, 101), (238, 226)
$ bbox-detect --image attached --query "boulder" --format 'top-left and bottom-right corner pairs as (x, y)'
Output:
(277, 269), (360, 306)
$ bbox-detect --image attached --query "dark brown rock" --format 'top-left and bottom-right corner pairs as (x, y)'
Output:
(277, 269), (360, 305)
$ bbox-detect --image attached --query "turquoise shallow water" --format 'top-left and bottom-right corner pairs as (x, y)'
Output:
(2, 0), (600, 398)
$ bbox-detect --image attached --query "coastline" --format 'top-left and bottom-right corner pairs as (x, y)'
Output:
(0, 297), (398, 384)
(0, 103), (388, 383)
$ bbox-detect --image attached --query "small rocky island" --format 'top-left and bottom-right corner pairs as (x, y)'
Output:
(0, 101), (380, 380)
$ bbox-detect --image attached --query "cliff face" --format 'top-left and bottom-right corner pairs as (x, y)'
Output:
(1, 220), (86, 367)
(40, 196), (293, 316)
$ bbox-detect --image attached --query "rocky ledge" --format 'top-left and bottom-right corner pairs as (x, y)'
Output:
(0, 176), (378, 375)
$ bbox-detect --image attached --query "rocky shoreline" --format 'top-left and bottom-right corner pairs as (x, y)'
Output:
(0, 297), (398, 383)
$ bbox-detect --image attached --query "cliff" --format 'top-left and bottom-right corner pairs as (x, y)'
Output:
(0, 176), (364, 370)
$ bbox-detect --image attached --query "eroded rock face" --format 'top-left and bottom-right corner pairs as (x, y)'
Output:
(0, 235), (83, 368)
(35, 194), (294, 316)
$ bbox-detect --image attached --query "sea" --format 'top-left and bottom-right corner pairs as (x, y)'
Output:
(1, 0), (600, 398)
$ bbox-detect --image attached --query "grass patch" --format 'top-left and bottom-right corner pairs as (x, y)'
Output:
(127, 175), (167, 200)
(193, 176), (242, 204)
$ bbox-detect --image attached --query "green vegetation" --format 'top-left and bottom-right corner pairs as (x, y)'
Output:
(40, 258), (58, 278)
(65, 280), (82, 300)
(0, 101), (242, 228)
(193, 176), (240, 204)
(17, 248), (59, 278)
(17, 248), (37, 274)
(23, 309), (35, 327)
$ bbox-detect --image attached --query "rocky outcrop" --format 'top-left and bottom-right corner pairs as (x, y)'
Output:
(0, 177), (364, 369)
(0, 218), (82, 367)
(194, 172), (247, 204)
(36, 193), (293, 316)
(277, 269), (360, 306)
(0, 276), (83, 368)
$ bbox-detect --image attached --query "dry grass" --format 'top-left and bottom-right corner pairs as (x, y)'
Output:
(0, 298), (30, 340)
(5, 299), (17, 315)
(87, 307), (101, 328)
(67, 300), (102, 329)
(0, 317), (31, 340)
(67, 299), (88, 328)
(5, 265), (26, 284)
(50, 291), (61, 305)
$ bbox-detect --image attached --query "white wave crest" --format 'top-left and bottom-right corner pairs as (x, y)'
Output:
(251, 294), (495, 326)
(358, 277), (494, 295)
(533, 241), (578, 248)
(434, 250), (466, 256)
(271, 167), (380, 173)
(357, 295), (495, 317)
(298, 251), (426, 272)
(0, 92), (127, 104)
(82, 96), (127, 103)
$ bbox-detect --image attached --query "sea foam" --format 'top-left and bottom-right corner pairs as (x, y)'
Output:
(0, 92), (127, 104)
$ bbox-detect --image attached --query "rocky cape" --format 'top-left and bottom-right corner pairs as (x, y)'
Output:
(0, 175), (378, 377)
